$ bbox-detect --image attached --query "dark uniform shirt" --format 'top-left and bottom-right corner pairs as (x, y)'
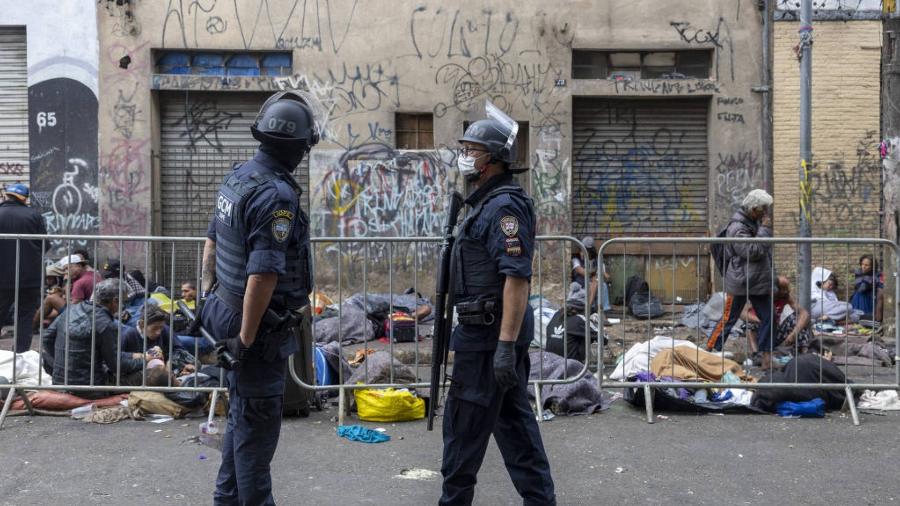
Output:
(451, 174), (535, 352)
(0, 200), (47, 289)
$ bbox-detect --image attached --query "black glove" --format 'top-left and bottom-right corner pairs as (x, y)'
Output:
(493, 340), (518, 390)
(215, 337), (247, 370)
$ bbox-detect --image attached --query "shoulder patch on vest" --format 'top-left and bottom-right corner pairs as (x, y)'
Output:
(499, 215), (519, 237)
(272, 214), (292, 243)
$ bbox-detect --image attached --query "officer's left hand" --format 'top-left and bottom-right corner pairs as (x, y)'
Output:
(493, 340), (518, 390)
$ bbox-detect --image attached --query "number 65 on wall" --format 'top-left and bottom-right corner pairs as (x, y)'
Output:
(36, 111), (57, 133)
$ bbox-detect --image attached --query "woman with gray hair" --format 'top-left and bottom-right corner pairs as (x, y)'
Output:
(707, 189), (776, 365)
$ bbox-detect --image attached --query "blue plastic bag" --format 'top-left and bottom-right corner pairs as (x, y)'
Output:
(776, 398), (825, 418)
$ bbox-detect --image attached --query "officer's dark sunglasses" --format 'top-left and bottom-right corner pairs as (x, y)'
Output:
(458, 147), (490, 157)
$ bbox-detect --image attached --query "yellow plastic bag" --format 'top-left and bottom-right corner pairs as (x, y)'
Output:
(354, 388), (425, 422)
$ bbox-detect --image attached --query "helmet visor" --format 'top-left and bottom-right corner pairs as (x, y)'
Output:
(485, 100), (518, 156)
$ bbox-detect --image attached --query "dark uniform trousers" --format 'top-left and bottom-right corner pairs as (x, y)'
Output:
(440, 341), (556, 506)
(203, 294), (287, 506)
(0, 288), (40, 353)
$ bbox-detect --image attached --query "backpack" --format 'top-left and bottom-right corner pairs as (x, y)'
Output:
(710, 224), (730, 276)
(624, 275), (665, 320)
(382, 311), (418, 342)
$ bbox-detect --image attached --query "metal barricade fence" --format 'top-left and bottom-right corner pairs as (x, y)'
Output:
(0, 233), (220, 430)
(0, 233), (592, 429)
(289, 235), (593, 424)
(597, 237), (899, 425)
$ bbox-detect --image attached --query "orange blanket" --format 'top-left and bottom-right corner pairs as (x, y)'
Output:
(650, 346), (754, 382)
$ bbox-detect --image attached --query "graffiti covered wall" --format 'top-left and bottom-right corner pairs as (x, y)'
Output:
(96, 0), (771, 266)
(773, 19), (882, 273)
(1, 0), (100, 257)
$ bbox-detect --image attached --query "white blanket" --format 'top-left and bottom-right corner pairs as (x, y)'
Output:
(606, 336), (699, 381)
(0, 350), (53, 387)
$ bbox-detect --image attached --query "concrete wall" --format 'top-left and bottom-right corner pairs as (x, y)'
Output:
(97, 0), (765, 265)
(1, 0), (99, 257)
(773, 19), (882, 275)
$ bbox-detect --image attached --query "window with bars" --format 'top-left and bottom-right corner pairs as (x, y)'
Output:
(572, 50), (712, 80)
(395, 113), (434, 149)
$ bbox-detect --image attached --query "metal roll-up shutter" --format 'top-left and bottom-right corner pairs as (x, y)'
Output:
(0, 27), (28, 189)
(572, 98), (709, 237)
(158, 91), (310, 283)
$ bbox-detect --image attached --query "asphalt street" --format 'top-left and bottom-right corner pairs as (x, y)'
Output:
(1, 399), (898, 505)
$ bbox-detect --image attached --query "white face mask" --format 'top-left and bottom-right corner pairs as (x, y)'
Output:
(457, 154), (483, 181)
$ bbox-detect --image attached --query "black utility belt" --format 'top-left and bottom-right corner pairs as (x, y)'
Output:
(455, 296), (499, 326)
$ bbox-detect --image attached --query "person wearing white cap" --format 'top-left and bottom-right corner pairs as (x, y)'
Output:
(57, 253), (104, 304)
(707, 189), (775, 365)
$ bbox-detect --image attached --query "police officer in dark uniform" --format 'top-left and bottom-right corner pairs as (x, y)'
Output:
(440, 108), (556, 505)
(200, 91), (318, 506)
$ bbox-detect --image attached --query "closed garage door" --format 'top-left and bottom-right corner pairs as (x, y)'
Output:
(0, 27), (28, 189)
(572, 98), (709, 237)
(158, 91), (310, 283)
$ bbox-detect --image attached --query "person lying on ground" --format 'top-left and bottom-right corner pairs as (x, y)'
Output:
(850, 254), (883, 322)
(42, 279), (151, 397)
(810, 267), (859, 323)
(742, 276), (811, 367)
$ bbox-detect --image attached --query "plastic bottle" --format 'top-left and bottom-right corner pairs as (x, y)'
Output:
(71, 404), (94, 419)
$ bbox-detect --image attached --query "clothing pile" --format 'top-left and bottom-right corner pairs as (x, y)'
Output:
(312, 292), (433, 345)
(751, 354), (850, 413)
(608, 337), (759, 412)
(528, 351), (610, 415)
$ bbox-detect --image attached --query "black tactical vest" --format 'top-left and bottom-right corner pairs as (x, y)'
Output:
(453, 183), (533, 303)
(214, 158), (312, 310)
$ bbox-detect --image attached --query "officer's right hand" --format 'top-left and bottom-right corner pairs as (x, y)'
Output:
(215, 337), (246, 370)
(493, 341), (518, 390)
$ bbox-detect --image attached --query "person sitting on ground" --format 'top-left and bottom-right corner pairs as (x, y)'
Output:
(33, 263), (68, 331)
(742, 276), (811, 365)
(180, 281), (198, 309)
(120, 306), (185, 361)
(571, 236), (612, 312)
(128, 269), (163, 293)
(101, 258), (146, 300)
(57, 253), (104, 304)
(42, 279), (152, 397)
(810, 266), (859, 323)
(850, 254), (883, 322)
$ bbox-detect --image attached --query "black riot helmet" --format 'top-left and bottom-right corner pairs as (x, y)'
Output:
(459, 119), (518, 165)
(251, 91), (320, 153)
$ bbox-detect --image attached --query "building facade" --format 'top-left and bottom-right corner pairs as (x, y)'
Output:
(91, 0), (768, 298)
(0, 0), (100, 258)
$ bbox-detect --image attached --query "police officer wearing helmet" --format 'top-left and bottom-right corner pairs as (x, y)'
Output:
(440, 107), (556, 505)
(200, 91), (317, 505)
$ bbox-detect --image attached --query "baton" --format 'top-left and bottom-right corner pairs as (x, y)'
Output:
(176, 300), (239, 370)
